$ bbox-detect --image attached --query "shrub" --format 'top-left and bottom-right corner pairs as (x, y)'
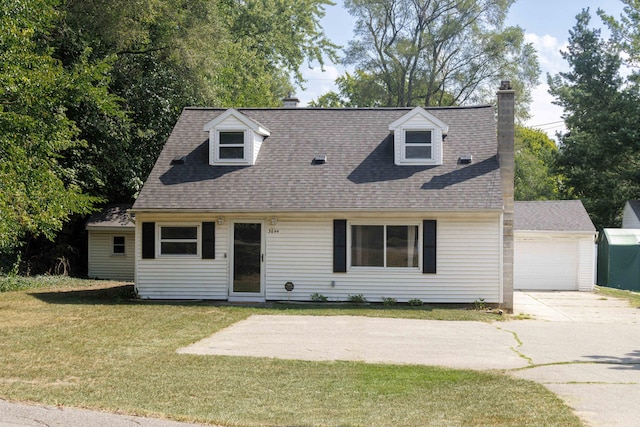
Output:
(348, 294), (367, 303)
(310, 292), (328, 302)
(0, 275), (33, 292)
(382, 297), (397, 306)
(407, 298), (423, 306)
(473, 298), (487, 310)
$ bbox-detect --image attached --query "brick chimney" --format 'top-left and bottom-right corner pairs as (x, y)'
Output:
(282, 92), (300, 108)
(497, 80), (515, 312)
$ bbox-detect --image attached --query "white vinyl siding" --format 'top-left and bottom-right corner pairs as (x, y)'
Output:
(578, 237), (596, 291)
(135, 217), (229, 299)
(266, 216), (501, 303)
(135, 213), (502, 303)
(88, 230), (135, 281)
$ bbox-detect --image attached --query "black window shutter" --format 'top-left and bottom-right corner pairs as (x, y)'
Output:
(142, 222), (155, 259)
(202, 222), (215, 259)
(333, 220), (347, 273)
(423, 220), (437, 274)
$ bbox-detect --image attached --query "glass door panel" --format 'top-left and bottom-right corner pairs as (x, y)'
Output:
(233, 223), (262, 294)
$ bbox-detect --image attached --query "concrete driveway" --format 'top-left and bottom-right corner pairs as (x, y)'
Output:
(178, 291), (640, 427)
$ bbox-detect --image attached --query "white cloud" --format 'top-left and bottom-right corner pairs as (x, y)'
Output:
(525, 33), (569, 76)
(523, 33), (570, 139)
(297, 64), (344, 106)
(527, 83), (566, 138)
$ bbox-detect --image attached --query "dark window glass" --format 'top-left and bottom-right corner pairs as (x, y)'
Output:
(405, 130), (431, 144)
(161, 242), (197, 255)
(161, 227), (197, 240)
(351, 225), (419, 268)
(219, 131), (244, 145)
(387, 226), (419, 267)
(219, 146), (244, 159)
(405, 130), (432, 159)
(113, 236), (125, 254)
(351, 225), (384, 267)
(406, 146), (432, 159)
(160, 226), (198, 256)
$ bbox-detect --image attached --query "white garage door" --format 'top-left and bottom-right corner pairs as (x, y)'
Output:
(515, 239), (579, 290)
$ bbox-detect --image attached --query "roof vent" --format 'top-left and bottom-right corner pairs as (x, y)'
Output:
(459, 154), (473, 164)
(312, 154), (327, 165)
(171, 156), (186, 165)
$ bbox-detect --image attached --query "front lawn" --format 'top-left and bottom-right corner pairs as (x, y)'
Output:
(0, 277), (583, 426)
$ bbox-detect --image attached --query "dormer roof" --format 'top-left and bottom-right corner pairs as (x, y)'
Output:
(203, 108), (270, 136)
(388, 106), (449, 135)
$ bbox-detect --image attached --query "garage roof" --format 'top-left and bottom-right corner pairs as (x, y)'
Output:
(86, 205), (134, 230)
(515, 200), (595, 232)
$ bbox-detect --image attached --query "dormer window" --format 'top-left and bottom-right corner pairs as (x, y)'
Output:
(203, 109), (270, 166)
(218, 131), (246, 160)
(405, 130), (433, 160)
(388, 107), (448, 166)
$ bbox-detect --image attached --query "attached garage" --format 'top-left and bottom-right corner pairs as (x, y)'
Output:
(514, 201), (596, 291)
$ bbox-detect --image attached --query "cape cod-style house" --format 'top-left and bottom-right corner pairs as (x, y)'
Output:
(131, 82), (516, 309)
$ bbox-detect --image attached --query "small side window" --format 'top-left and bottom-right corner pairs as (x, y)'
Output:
(112, 236), (126, 255)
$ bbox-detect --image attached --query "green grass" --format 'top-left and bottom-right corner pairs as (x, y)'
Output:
(0, 277), (583, 426)
(595, 285), (640, 308)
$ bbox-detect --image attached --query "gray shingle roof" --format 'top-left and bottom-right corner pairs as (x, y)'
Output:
(514, 200), (595, 232)
(86, 204), (134, 229)
(133, 107), (502, 212)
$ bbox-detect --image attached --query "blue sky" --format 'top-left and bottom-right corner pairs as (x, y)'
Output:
(298, 0), (626, 137)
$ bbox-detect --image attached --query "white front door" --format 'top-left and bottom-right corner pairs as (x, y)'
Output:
(229, 221), (265, 301)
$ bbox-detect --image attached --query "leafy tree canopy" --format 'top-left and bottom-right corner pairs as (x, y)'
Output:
(315, 0), (539, 120)
(514, 126), (561, 201)
(549, 9), (640, 229)
(0, 0), (114, 253)
(1, 0), (338, 270)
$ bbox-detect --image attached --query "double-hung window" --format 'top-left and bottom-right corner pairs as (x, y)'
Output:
(404, 130), (432, 161)
(159, 226), (198, 256)
(112, 236), (125, 255)
(217, 131), (246, 161)
(351, 224), (419, 268)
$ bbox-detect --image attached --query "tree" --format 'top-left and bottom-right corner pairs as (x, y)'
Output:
(0, 0), (118, 255)
(514, 126), (561, 201)
(548, 9), (640, 229)
(1, 0), (338, 271)
(599, 0), (640, 71)
(339, 0), (539, 118)
(309, 70), (388, 107)
(51, 0), (337, 202)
